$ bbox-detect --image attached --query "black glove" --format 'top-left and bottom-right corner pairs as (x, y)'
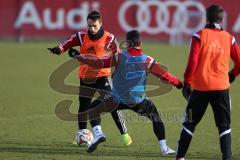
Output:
(68, 48), (80, 57)
(48, 47), (61, 55)
(228, 71), (235, 83)
(176, 81), (183, 89)
(182, 83), (192, 101)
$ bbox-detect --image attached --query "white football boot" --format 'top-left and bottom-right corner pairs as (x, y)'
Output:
(161, 146), (176, 155)
(159, 139), (176, 155)
(87, 125), (106, 153)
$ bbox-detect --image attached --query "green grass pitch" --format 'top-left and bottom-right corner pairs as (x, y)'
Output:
(0, 42), (239, 160)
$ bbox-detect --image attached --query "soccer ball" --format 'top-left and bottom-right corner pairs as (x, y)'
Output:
(75, 129), (93, 146)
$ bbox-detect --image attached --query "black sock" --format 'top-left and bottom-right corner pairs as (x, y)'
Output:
(176, 129), (193, 158)
(220, 133), (232, 160)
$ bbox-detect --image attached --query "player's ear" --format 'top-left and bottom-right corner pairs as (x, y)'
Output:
(126, 40), (133, 48)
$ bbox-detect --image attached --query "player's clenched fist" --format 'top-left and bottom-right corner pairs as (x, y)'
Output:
(68, 48), (80, 57)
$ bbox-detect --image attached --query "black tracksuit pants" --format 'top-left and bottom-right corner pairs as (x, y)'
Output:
(78, 77), (127, 134)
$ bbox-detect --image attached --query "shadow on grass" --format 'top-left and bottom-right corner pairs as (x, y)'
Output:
(0, 141), (239, 160)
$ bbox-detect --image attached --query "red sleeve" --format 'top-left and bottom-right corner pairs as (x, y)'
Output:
(58, 31), (85, 53)
(101, 54), (116, 68)
(230, 37), (240, 76)
(75, 54), (115, 68)
(149, 61), (181, 87)
(184, 37), (201, 85)
(105, 34), (120, 54)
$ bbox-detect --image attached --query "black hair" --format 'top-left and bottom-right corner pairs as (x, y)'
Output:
(87, 11), (102, 21)
(206, 4), (224, 23)
(126, 30), (142, 48)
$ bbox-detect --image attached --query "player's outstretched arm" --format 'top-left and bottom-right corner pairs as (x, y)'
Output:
(48, 32), (82, 55)
(148, 61), (183, 89)
(74, 54), (115, 69)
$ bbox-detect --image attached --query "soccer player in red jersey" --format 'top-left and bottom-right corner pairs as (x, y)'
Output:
(48, 11), (132, 146)
(69, 30), (183, 153)
(177, 5), (240, 160)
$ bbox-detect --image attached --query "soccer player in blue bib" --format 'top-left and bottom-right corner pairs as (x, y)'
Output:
(71, 30), (183, 154)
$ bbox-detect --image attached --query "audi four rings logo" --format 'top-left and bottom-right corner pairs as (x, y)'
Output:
(118, 1), (206, 35)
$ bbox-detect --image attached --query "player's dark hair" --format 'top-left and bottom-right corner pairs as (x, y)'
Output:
(87, 11), (102, 21)
(126, 30), (142, 48)
(206, 5), (223, 23)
